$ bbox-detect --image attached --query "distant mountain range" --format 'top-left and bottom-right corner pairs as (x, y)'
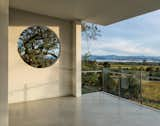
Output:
(88, 55), (160, 62)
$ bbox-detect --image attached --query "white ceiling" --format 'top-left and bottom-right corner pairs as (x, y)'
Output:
(9, 0), (160, 25)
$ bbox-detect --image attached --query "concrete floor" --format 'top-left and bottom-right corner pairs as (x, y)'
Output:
(9, 92), (160, 126)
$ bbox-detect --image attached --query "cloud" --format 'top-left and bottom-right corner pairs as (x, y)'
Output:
(82, 38), (160, 56)
(82, 9), (160, 56)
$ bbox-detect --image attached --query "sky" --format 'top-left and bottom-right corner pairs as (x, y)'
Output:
(82, 9), (160, 56)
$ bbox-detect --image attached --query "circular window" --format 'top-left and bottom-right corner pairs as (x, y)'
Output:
(18, 26), (61, 68)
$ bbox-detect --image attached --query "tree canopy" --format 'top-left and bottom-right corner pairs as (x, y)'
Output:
(18, 26), (60, 68)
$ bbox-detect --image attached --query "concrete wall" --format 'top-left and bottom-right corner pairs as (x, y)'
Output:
(9, 9), (75, 103)
(72, 21), (82, 97)
(0, 0), (8, 125)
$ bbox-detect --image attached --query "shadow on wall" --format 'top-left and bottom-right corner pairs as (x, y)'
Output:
(8, 8), (73, 103)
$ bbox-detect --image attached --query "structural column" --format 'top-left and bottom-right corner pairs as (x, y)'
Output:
(0, 0), (8, 126)
(72, 21), (82, 97)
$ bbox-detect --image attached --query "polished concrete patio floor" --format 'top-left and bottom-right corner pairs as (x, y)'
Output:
(9, 92), (160, 126)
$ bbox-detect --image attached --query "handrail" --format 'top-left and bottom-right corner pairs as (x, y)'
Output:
(108, 71), (133, 76)
(82, 70), (102, 73)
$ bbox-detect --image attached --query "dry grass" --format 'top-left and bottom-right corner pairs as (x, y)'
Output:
(142, 80), (160, 109)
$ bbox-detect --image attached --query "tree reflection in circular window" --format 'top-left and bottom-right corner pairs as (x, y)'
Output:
(18, 26), (60, 68)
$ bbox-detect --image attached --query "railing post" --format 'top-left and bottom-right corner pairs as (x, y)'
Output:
(140, 71), (143, 104)
(119, 69), (123, 97)
(102, 68), (104, 92)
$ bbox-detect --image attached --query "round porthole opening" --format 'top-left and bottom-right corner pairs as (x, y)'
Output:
(18, 26), (61, 68)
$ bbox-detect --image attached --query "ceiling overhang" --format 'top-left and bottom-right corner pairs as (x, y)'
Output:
(9, 0), (160, 25)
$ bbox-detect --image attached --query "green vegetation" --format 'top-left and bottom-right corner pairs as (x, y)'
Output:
(82, 54), (103, 94)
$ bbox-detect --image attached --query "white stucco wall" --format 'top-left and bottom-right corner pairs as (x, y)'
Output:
(9, 9), (75, 103)
(0, 0), (8, 125)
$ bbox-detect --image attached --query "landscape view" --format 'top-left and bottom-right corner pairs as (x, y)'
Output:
(82, 10), (160, 110)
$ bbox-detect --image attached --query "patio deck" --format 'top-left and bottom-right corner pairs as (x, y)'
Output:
(9, 92), (160, 126)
